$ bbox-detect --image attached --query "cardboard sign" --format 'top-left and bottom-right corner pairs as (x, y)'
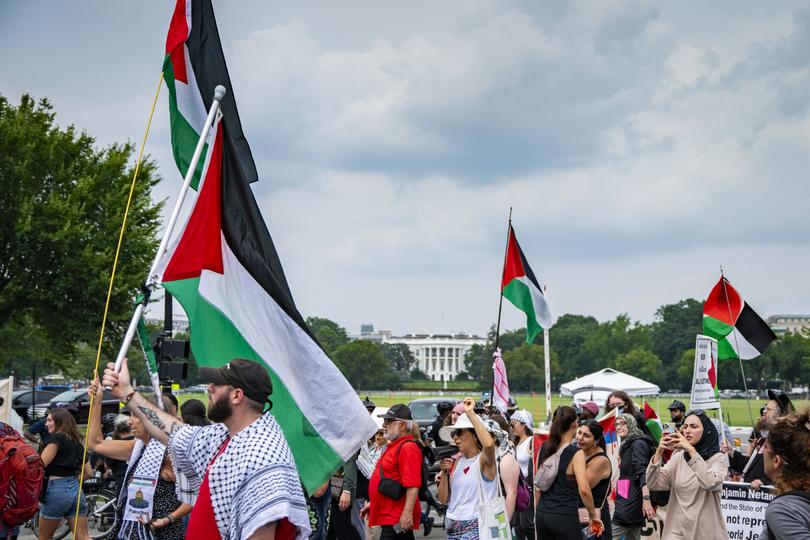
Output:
(690, 335), (720, 410)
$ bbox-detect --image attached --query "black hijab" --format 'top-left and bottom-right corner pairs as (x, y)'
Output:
(684, 412), (720, 462)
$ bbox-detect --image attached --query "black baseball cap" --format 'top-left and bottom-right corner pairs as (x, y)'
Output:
(377, 403), (412, 420)
(766, 390), (795, 415)
(199, 359), (273, 405)
(668, 400), (686, 411)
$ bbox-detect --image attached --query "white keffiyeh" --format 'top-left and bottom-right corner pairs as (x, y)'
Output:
(117, 438), (166, 540)
(356, 442), (386, 479)
(169, 412), (310, 540)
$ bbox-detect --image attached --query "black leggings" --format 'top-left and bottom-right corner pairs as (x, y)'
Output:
(536, 510), (583, 540)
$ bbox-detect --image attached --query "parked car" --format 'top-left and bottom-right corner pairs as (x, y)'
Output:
(407, 397), (460, 429)
(11, 389), (58, 423)
(28, 388), (120, 424)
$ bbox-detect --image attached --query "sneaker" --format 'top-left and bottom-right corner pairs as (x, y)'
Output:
(423, 516), (434, 536)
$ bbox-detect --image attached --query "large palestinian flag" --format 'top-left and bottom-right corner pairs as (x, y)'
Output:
(164, 0), (257, 188)
(155, 114), (377, 491)
(501, 225), (554, 343)
(703, 276), (777, 360)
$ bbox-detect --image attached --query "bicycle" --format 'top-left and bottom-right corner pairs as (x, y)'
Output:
(27, 478), (118, 540)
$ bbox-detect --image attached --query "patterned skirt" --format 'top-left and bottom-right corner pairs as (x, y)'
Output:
(447, 517), (479, 540)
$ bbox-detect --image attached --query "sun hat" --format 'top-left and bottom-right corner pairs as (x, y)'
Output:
(439, 413), (482, 444)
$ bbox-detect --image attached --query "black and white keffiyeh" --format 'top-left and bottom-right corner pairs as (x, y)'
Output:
(117, 438), (166, 540)
(169, 412), (310, 540)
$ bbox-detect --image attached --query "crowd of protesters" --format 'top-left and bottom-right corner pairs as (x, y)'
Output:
(3, 362), (810, 540)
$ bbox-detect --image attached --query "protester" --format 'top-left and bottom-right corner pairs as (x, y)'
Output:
(646, 411), (728, 540)
(579, 402), (599, 421)
(180, 398), (211, 427)
(87, 378), (191, 540)
(103, 357), (310, 539)
(510, 410), (534, 540)
(758, 409), (810, 540)
(612, 413), (655, 540)
(483, 415), (520, 521)
(445, 403), (465, 428)
(437, 398), (497, 540)
(163, 392), (180, 417)
(428, 401), (454, 447)
(576, 420), (612, 539)
(38, 407), (90, 540)
(360, 403), (422, 539)
(667, 400), (686, 429)
(23, 404), (57, 449)
(604, 391), (648, 436)
(327, 455), (360, 540)
(408, 422), (437, 536)
(105, 413), (135, 494)
(0, 415), (22, 540)
(357, 422), (388, 540)
(534, 405), (602, 539)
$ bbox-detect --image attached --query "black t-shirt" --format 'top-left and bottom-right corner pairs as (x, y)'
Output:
(45, 432), (84, 477)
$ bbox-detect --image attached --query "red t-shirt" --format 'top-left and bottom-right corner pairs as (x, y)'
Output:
(368, 435), (422, 529)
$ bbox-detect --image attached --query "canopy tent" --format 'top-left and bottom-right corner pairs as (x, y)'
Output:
(559, 368), (660, 404)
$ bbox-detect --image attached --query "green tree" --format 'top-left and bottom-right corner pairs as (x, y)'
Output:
(332, 340), (399, 390)
(305, 316), (350, 356)
(380, 343), (416, 374)
(501, 344), (559, 392)
(615, 347), (663, 386)
(650, 299), (703, 386)
(0, 94), (163, 373)
(676, 349), (696, 391)
(760, 332), (810, 388)
(581, 314), (652, 371)
(548, 314), (600, 382)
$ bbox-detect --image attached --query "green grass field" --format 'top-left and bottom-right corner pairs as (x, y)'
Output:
(138, 391), (808, 428)
(362, 392), (809, 427)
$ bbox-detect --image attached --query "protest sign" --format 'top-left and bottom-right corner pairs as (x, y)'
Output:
(640, 482), (774, 540)
(691, 334), (721, 410)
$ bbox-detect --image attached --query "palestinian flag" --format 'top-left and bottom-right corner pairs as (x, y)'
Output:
(703, 277), (777, 360)
(164, 0), (257, 189)
(643, 401), (663, 443)
(155, 115), (376, 491)
(501, 225), (553, 343)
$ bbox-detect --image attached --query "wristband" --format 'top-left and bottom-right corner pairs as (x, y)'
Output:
(167, 514), (176, 523)
(124, 391), (136, 406)
(643, 495), (651, 501)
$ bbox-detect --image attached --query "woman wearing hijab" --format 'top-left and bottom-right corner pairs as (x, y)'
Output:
(612, 413), (656, 540)
(646, 411), (728, 540)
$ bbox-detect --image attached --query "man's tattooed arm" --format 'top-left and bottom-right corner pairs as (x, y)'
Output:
(128, 394), (185, 445)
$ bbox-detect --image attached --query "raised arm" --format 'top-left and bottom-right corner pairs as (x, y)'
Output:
(102, 358), (184, 445)
(86, 377), (135, 461)
(463, 397), (496, 479)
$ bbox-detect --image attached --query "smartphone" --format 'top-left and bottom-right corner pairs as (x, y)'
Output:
(393, 524), (403, 534)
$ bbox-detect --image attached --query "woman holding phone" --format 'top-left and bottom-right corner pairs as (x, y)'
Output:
(437, 397), (497, 540)
(646, 410), (728, 540)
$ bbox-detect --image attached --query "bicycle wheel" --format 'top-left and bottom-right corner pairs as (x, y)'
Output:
(86, 489), (119, 540)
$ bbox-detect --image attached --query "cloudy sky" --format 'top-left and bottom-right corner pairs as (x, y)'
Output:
(3, 1), (809, 337)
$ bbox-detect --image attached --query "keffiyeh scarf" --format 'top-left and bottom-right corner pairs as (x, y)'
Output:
(169, 412), (310, 540)
(357, 442), (386, 480)
(117, 438), (166, 540)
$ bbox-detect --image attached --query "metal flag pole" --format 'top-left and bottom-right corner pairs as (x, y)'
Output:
(491, 208), (513, 408)
(544, 316), (552, 423)
(110, 85), (227, 379)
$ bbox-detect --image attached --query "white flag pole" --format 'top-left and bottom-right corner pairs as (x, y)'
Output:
(110, 85), (227, 379)
(544, 328), (551, 423)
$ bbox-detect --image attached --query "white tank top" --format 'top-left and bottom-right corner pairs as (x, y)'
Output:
(446, 453), (498, 521)
(515, 437), (531, 477)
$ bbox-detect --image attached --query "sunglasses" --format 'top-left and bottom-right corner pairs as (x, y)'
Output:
(451, 428), (472, 438)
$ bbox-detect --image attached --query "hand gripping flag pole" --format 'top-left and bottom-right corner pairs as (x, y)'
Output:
(107, 85), (227, 386)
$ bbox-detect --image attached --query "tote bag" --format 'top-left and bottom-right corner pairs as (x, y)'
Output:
(477, 459), (513, 540)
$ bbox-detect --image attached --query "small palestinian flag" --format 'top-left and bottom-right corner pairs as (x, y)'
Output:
(163, 0), (257, 188)
(703, 276), (777, 360)
(501, 225), (554, 343)
(155, 114), (376, 492)
(643, 401), (663, 443)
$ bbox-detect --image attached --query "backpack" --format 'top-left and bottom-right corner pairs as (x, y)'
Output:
(535, 443), (566, 492)
(0, 423), (44, 526)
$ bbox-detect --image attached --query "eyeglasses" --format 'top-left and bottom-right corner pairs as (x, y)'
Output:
(375, 430), (384, 436)
(382, 418), (400, 425)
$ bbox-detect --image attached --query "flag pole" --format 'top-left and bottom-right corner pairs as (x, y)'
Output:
(492, 207), (512, 406)
(544, 324), (551, 423)
(110, 85), (228, 380)
(719, 268), (756, 427)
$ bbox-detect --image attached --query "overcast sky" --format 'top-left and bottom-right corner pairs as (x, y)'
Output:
(3, 1), (809, 337)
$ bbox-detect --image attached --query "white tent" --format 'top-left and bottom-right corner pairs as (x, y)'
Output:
(559, 368), (660, 404)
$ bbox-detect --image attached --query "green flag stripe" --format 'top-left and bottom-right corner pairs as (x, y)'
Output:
(163, 54), (207, 190)
(164, 277), (342, 490)
(502, 278), (542, 343)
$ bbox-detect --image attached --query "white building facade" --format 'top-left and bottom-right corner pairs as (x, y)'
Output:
(383, 333), (487, 381)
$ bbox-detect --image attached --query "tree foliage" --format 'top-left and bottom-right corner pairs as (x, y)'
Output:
(306, 316), (350, 356)
(332, 339), (400, 390)
(0, 94), (163, 374)
(380, 342), (416, 373)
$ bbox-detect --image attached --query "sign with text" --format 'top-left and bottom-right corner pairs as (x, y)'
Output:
(690, 334), (720, 410)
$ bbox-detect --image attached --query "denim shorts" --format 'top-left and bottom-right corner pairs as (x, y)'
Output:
(40, 477), (88, 519)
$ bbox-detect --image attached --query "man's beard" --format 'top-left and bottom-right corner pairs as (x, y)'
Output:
(208, 393), (233, 423)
